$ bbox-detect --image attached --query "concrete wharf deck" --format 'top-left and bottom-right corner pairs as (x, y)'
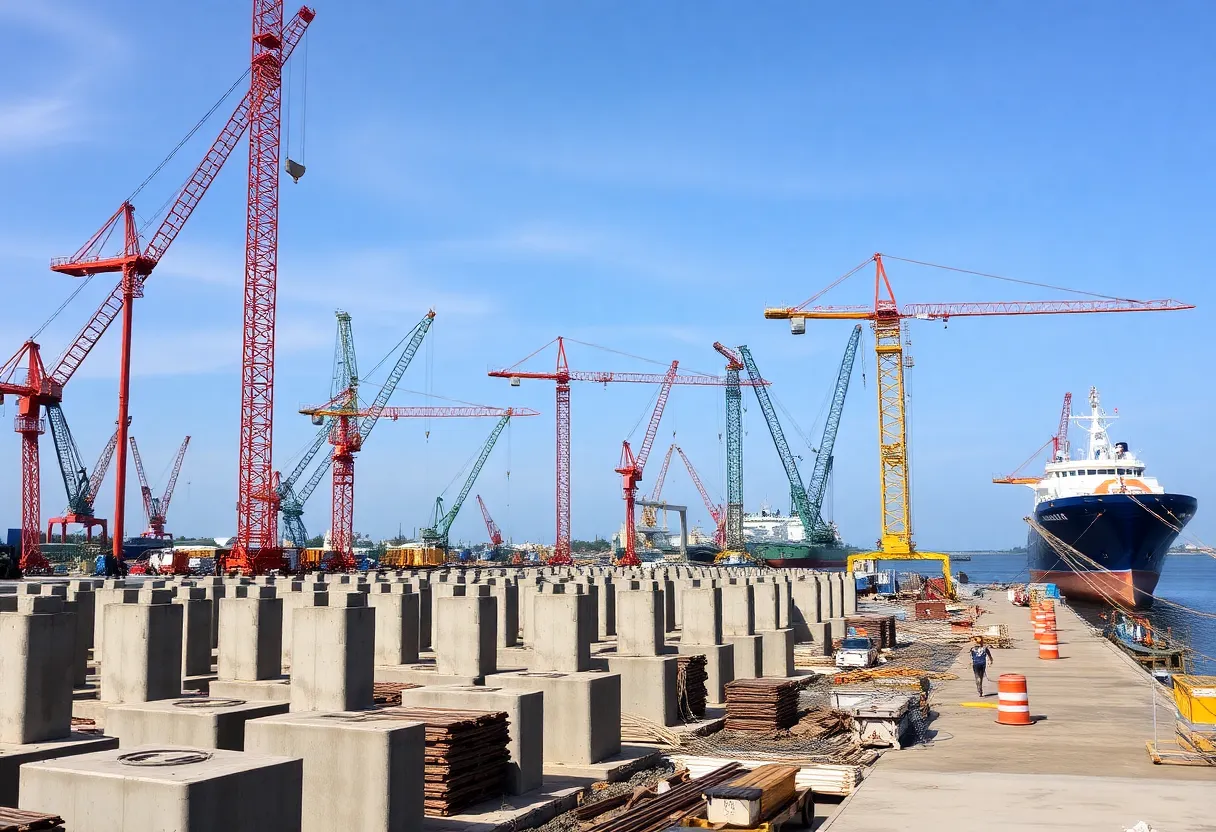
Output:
(823, 596), (1216, 831)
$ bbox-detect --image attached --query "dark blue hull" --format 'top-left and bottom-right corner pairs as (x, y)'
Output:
(1028, 493), (1197, 608)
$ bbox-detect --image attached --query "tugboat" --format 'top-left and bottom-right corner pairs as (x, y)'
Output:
(1021, 387), (1197, 608)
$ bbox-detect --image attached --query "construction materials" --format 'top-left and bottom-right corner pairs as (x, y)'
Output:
(582, 761), (744, 832)
(704, 764), (799, 826)
(372, 681), (421, 706)
(914, 601), (948, 620)
(0, 807), (64, 832)
(829, 690), (917, 749)
(1172, 676), (1216, 725)
(669, 755), (864, 797)
(678, 654), (709, 718)
(379, 706), (510, 816)
(725, 678), (800, 732)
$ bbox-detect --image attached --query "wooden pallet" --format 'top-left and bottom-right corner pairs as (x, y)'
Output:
(1146, 739), (1216, 767)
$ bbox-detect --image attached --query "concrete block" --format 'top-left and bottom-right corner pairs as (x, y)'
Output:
(753, 582), (781, 631)
(92, 582), (138, 663)
(0, 733), (118, 807)
(19, 744), (303, 832)
(398, 684), (543, 795)
(493, 671), (621, 765)
(677, 642), (734, 704)
(368, 589), (420, 666)
(592, 578), (615, 638)
(605, 655), (679, 726)
(208, 679), (292, 703)
(245, 711), (425, 832)
(790, 578), (821, 642)
(487, 581), (519, 648)
(681, 586), (724, 646)
(721, 583), (755, 636)
(218, 588), (283, 681)
(175, 588), (214, 677)
(531, 585), (594, 672)
(844, 574), (858, 615)
(829, 617), (846, 643)
(436, 595), (497, 678)
(279, 584), (326, 669)
(290, 592), (374, 712)
(758, 628), (795, 677)
(724, 634), (762, 679)
(102, 596), (182, 704)
(818, 575), (834, 622)
(105, 698), (289, 750)
(805, 621), (832, 656)
(616, 588), (664, 656)
(66, 581), (97, 651)
(0, 597), (75, 744)
(776, 580), (793, 628)
(830, 573), (845, 618)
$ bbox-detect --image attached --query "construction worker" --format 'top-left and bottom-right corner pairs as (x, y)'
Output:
(970, 636), (994, 696)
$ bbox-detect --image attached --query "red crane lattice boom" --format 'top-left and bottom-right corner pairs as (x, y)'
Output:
(489, 337), (769, 565)
(477, 495), (504, 547)
(616, 362), (678, 566)
(674, 445), (725, 547)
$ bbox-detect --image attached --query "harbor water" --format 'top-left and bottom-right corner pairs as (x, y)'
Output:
(874, 551), (1216, 674)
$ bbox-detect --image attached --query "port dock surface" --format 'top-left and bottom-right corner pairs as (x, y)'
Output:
(823, 598), (1216, 831)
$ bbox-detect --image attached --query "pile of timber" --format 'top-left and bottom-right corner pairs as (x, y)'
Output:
(724, 678), (800, 731)
(843, 615), (898, 648)
(386, 706), (510, 816)
(704, 764), (799, 826)
(677, 654), (708, 718)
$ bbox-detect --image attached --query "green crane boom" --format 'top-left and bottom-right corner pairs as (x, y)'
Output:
(422, 413), (512, 551)
(737, 345), (818, 541)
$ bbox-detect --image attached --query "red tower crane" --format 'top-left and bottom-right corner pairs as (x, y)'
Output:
(230, 1), (311, 575)
(616, 362), (678, 566)
(489, 337), (769, 565)
(11, 7), (315, 576)
(477, 495), (504, 547)
(129, 436), (191, 539)
(673, 445), (726, 547)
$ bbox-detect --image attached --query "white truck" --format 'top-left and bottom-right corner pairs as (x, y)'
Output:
(834, 636), (879, 669)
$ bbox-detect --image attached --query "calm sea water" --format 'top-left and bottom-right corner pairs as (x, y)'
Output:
(873, 552), (1216, 674)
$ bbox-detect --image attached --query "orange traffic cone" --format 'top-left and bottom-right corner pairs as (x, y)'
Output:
(996, 674), (1033, 725)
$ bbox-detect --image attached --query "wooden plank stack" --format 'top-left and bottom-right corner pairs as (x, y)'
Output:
(677, 654), (708, 718)
(372, 681), (420, 706)
(705, 764), (800, 826)
(724, 678), (800, 731)
(0, 807), (64, 832)
(383, 706), (510, 816)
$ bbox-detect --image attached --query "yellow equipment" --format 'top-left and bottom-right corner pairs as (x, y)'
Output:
(764, 253), (1192, 603)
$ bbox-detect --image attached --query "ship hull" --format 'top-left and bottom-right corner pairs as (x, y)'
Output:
(747, 541), (855, 569)
(1028, 493), (1196, 608)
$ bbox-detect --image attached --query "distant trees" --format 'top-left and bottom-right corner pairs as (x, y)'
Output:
(571, 538), (611, 554)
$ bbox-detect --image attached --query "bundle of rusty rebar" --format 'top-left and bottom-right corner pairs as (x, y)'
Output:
(582, 762), (744, 832)
(677, 654), (708, 718)
(724, 678), (800, 731)
(372, 681), (421, 706)
(0, 807), (64, 832)
(384, 706), (510, 816)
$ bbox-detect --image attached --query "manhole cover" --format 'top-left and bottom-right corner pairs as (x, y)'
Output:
(173, 698), (246, 709)
(119, 749), (213, 767)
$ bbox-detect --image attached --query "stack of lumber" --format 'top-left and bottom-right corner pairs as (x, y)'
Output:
(583, 762), (744, 832)
(385, 706), (509, 816)
(669, 756), (867, 797)
(677, 654), (708, 717)
(724, 678), (800, 731)
(705, 764), (799, 826)
(844, 614), (898, 648)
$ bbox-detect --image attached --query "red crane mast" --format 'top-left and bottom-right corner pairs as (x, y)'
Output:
(615, 362), (678, 566)
(488, 337), (769, 565)
(10, 7), (315, 574)
(230, 0), (294, 574)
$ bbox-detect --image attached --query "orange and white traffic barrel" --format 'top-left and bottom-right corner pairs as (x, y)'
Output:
(996, 674), (1033, 725)
(1042, 608), (1057, 634)
(1038, 630), (1059, 660)
(1032, 606), (1045, 641)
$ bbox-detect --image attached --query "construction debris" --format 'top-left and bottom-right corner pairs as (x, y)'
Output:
(372, 681), (421, 706)
(843, 615), (898, 648)
(725, 678), (801, 731)
(581, 762), (744, 832)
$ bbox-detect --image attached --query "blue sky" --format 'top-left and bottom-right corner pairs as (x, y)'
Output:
(1, 1), (1212, 551)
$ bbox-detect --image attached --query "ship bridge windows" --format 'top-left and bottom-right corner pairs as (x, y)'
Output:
(1087, 469), (1097, 475)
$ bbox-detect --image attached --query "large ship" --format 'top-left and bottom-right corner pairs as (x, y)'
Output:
(1021, 387), (1196, 608)
(742, 503), (854, 568)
